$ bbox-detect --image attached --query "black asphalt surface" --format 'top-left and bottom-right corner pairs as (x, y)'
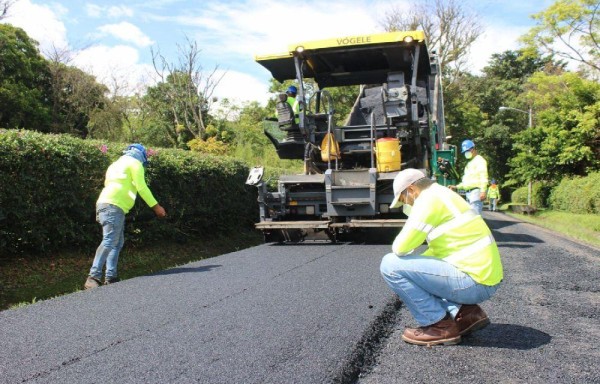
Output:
(0, 212), (598, 384)
(358, 212), (600, 384)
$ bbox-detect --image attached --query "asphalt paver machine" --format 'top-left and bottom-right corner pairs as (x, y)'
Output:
(246, 30), (458, 242)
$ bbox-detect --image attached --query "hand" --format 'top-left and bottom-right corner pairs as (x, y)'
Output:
(448, 185), (456, 190)
(152, 204), (167, 218)
(480, 192), (487, 201)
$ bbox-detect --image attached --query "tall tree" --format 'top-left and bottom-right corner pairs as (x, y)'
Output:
(143, 72), (199, 147)
(379, 0), (483, 79)
(0, 0), (17, 20)
(521, 0), (600, 75)
(45, 47), (112, 137)
(0, 24), (51, 130)
(151, 37), (224, 146)
(483, 50), (563, 81)
(507, 72), (600, 186)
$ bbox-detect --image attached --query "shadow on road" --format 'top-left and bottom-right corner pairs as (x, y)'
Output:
(154, 264), (222, 275)
(484, 217), (523, 231)
(483, 216), (545, 248)
(492, 231), (544, 248)
(462, 323), (551, 350)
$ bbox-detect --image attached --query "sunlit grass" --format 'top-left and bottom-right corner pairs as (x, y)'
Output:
(504, 208), (600, 249)
(0, 230), (262, 311)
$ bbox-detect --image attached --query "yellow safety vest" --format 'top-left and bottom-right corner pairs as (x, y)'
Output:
(273, 96), (300, 124)
(487, 185), (500, 199)
(392, 183), (503, 286)
(288, 96), (300, 124)
(456, 154), (488, 191)
(97, 156), (158, 214)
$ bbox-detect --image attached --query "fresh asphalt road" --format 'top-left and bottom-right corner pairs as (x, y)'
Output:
(358, 212), (600, 384)
(0, 212), (598, 384)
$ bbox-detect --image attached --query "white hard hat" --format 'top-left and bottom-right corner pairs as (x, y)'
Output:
(390, 169), (427, 208)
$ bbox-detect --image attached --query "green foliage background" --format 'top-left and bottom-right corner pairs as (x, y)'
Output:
(510, 182), (553, 208)
(0, 130), (257, 254)
(549, 172), (600, 214)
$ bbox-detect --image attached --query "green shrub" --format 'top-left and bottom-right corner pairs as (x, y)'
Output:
(0, 130), (257, 254)
(549, 173), (600, 214)
(511, 186), (528, 205)
(510, 181), (552, 208)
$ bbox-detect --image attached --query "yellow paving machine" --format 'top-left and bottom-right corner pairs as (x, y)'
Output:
(246, 31), (459, 242)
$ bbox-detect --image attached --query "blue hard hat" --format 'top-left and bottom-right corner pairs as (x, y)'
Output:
(461, 139), (475, 153)
(126, 143), (148, 165)
(286, 85), (298, 94)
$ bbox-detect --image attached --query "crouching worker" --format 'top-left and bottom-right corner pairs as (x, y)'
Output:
(84, 144), (167, 289)
(380, 169), (503, 346)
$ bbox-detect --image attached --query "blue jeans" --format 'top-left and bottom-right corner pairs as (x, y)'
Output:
(380, 253), (499, 326)
(89, 203), (125, 279)
(466, 189), (483, 214)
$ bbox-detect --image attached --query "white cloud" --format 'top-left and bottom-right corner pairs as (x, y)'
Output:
(85, 4), (102, 18)
(467, 22), (530, 74)
(161, 0), (387, 60)
(86, 4), (134, 18)
(107, 5), (134, 18)
(73, 45), (155, 95)
(2, 0), (555, 106)
(2, 0), (69, 53)
(213, 69), (270, 106)
(98, 22), (154, 47)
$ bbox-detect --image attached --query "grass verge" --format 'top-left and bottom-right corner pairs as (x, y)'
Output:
(503, 207), (600, 249)
(0, 229), (262, 311)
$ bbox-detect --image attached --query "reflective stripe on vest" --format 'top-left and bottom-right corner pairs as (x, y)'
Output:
(408, 188), (479, 242)
(442, 234), (495, 265)
(427, 210), (478, 242)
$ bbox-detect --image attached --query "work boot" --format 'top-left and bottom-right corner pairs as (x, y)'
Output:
(401, 317), (461, 346)
(455, 304), (490, 336)
(104, 277), (120, 285)
(84, 276), (101, 290)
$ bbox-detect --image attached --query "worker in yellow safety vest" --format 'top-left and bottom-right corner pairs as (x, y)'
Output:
(449, 139), (488, 214)
(84, 144), (167, 290)
(380, 168), (503, 346)
(274, 85), (300, 124)
(487, 179), (500, 212)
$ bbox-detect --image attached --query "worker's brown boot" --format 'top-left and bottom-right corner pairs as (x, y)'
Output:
(455, 304), (490, 336)
(84, 276), (101, 290)
(401, 317), (461, 346)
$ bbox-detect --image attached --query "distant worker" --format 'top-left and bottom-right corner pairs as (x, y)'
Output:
(285, 85), (300, 113)
(487, 179), (500, 212)
(380, 169), (503, 346)
(84, 144), (167, 289)
(449, 139), (488, 215)
(275, 85), (300, 124)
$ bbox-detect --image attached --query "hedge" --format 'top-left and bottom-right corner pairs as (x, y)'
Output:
(549, 172), (600, 214)
(510, 181), (553, 208)
(0, 130), (258, 254)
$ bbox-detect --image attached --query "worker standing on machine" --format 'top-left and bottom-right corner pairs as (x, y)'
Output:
(285, 85), (300, 115)
(380, 168), (503, 346)
(449, 139), (488, 215)
(274, 85), (300, 124)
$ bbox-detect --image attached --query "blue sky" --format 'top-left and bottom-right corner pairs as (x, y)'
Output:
(3, 0), (554, 105)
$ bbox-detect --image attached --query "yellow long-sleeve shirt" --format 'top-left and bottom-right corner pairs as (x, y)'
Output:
(392, 183), (503, 286)
(456, 154), (488, 191)
(97, 156), (158, 214)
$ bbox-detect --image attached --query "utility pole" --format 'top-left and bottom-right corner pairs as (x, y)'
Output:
(499, 106), (533, 207)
